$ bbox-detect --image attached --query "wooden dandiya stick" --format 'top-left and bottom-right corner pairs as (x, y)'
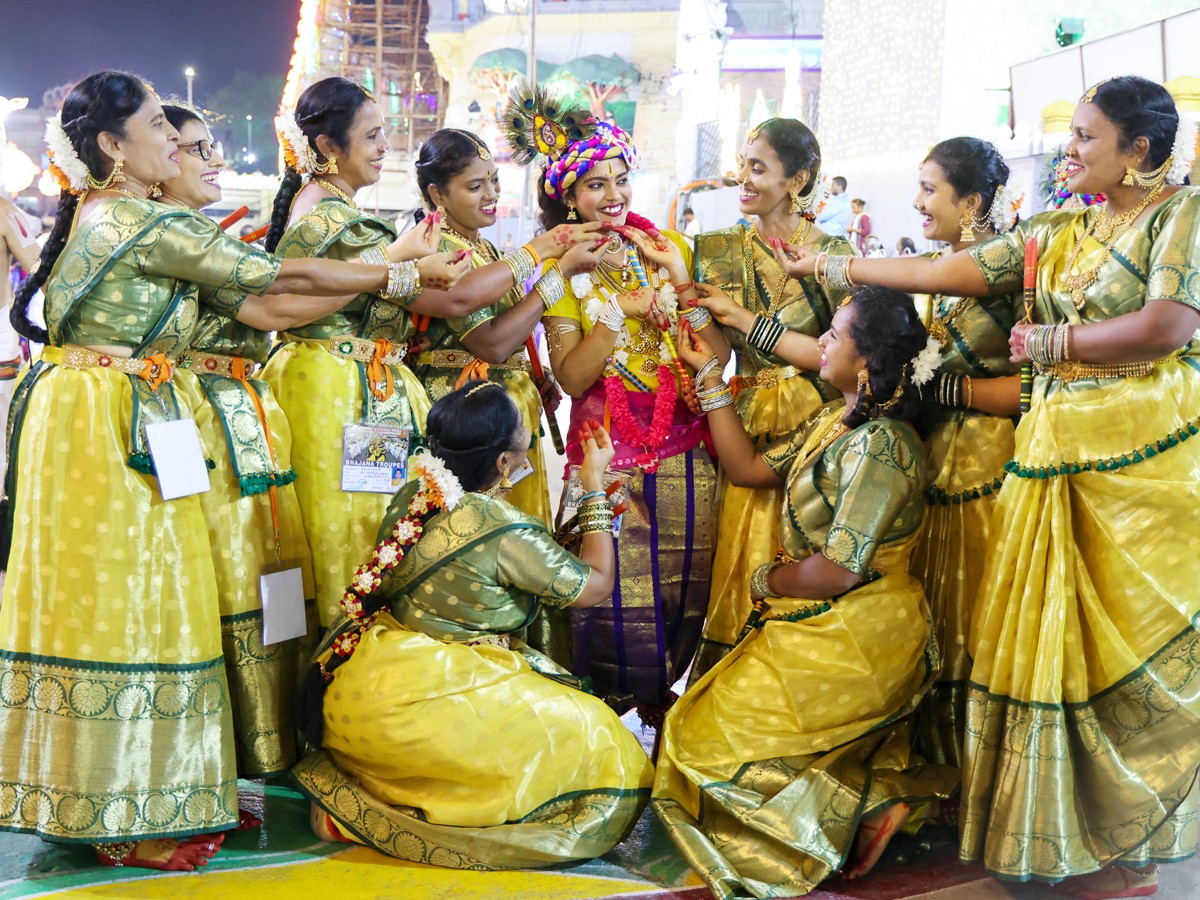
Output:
(218, 206), (249, 231)
(524, 335), (565, 455)
(625, 247), (692, 394)
(1020, 236), (1039, 415)
(240, 224), (270, 243)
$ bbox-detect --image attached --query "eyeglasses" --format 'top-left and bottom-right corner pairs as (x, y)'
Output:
(178, 138), (223, 161)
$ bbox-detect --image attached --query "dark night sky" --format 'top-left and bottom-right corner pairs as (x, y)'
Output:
(0, 0), (300, 105)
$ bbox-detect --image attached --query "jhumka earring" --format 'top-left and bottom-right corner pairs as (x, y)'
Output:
(436, 204), (447, 219)
(313, 154), (338, 176)
(498, 469), (513, 490)
(790, 191), (804, 214)
(567, 204), (578, 222)
(146, 183), (162, 200)
(87, 157), (126, 192)
(1122, 157), (1171, 191)
(959, 212), (977, 243)
(856, 367), (871, 404)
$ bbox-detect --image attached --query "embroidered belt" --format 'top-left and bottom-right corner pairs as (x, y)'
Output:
(416, 349), (530, 372)
(42, 344), (173, 389)
(282, 333), (407, 365)
(1041, 359), (1162, 382)
(730, 364), (799, 395)
(175, 349), (259, 379)
(465, 634), (512, 649)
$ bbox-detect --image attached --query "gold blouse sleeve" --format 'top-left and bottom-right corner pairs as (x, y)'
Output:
(823, 422), (923, 577)
(139, 212), (282, 315)
(1146, 191), (1200, 312)
(496, 528), (592, 608)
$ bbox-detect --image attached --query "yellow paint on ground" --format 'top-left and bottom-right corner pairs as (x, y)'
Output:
(48, 847), (660, 900)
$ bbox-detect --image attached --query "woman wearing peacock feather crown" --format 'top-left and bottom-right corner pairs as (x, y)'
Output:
(501, 83), (721, 730)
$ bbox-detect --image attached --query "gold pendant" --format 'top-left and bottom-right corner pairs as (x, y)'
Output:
(640, 357), (658, 375)
(928, 319), (950, 347)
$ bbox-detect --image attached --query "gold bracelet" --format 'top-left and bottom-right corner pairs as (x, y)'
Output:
(963, 375), (974, 408)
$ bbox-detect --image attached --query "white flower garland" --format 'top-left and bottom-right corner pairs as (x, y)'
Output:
(276, 111), (312, 174)
(987, 180), (1024, 234)
(410, 450), (464, 511)
(910, 336), (942, 386)
(44, 114), (89, 194)
(799, 167), (828, 214)
(1167, 117), (1197, 186)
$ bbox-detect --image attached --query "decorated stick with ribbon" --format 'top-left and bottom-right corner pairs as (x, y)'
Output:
(241, 224), (270, 244)
(626, 246), (692, 394)
(524, 335), (565, 454)
(1019, 236), (1038, 415)
(219, 206), (249, 231)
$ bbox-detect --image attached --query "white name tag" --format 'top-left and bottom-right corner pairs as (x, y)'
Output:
(260, 565), (306, 645)
(144, 418), (211, 501)
(341, 424), (412, 493)
(507, 458), (535, 486)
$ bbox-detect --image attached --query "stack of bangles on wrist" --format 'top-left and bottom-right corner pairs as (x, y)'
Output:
(681, 306), (712, 330)
(750, 561), (782, 599)
(501, 244), (539, 286)
(596, 295), (625, 332)
(696, 374), (734, 412)
(576, 491), (614, 535)
(534, 259), (566, 310)
(382, 261), (420, 301)
(1024, 323), (1071, 369)
(747, 315), (786, 354)
(813, 251), (855, 289)
(935, 372), (974, 409)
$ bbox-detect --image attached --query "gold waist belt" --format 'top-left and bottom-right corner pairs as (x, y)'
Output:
(175, 349), (259, 379)
(282, 333), (407, 365)
(416, 349), (530, 372)
(731, 364), (799, 395)
(1041, 359), (1163, 382)
(42, 344), (174, 387)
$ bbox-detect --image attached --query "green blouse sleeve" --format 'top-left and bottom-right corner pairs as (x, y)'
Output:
(138, 212), (281, 316)
(823, 421), (923, 577)
(968, 228), (1026, 294)
(447, 304), (496, 339)
(496, 527), (592, 608)
(1146, 191), (1200, 311)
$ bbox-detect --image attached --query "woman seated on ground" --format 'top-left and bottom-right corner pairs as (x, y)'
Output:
(652, 286), (959, 899)
(292, 381), (653, 869)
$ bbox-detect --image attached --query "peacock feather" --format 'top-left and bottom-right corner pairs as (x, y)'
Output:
(500, 81), (592, 167)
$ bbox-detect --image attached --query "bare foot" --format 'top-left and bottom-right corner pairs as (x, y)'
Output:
(844, 801), (909, 879)
(309, 803), (350, 844)
(96, 833), (225, 871)
(236, 807), (263, 831)
(1051, 865), (1159, 900)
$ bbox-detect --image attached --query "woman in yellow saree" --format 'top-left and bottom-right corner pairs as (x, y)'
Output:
(653, 287), (957, 898)
(777, 75), (1200, 900)
(292, 381), (652, 867)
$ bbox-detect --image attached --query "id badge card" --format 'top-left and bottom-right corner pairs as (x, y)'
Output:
(144, 418), (211, 501)
(341, 424), (411, 493)
(260, 561), (307, 645)
(507, 459), (535, 487)
(563, 465), (630, 537)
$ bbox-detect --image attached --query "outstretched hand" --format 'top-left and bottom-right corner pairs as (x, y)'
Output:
(677, 319), (717, 373)
(417, 250), (473, 291)
(578, 418), (615, 490)
(389, 210), (442, 262)
(770, 240), (817, 278)
(692, 283), (753, 332)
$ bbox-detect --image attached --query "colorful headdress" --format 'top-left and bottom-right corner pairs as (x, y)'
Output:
(500, 82), (639, 199)
(276, 110), (314, 174)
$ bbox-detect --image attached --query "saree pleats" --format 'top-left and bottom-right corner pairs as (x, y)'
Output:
(653, 539), (957, 899)
(291, 612), (652, 868)
(692, 376), (826, 679)
(0, 365), (237, 841)
(178, 371), (316, 776)
(263, 341), (430, 627)
(912, 410), (1015, 767)
(961, 360), (1200, 880)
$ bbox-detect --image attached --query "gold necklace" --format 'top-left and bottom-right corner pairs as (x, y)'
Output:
(313, 177), (356, 207)
(744, 219), (812, 312)
(1060, 183), (1163, 310)
(797, 415), (849, 470)
(928, 296), (969, 347)
(441, 222), (497, 264)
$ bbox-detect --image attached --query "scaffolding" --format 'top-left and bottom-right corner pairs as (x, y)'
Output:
(281, 0), (447, 155)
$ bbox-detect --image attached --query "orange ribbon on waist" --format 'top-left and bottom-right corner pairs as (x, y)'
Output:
(138, 353), (172, 390)
(367, 339), (396, 402)
(454, 357), (491, 390)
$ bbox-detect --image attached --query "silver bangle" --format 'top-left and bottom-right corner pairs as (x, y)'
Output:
(682, 306), (713, 330)
(501, 247), (537, 286)
(695, 356), (722, 384)
(534, 261), (566, 310)
(382, 261), (420, 302)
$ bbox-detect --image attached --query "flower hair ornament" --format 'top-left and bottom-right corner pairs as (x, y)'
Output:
(45, 114), (89, 195)
(911, 336), (942, 387)
(1168, 116), (1198, 186)
(987, 179), (1024, 234)
(276, 110), (313, 174)
(500, 81), (638, 199)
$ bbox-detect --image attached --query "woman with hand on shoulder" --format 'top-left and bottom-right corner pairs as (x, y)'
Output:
(0, 71), (439, 871)
(292, 382), (652, 868)
(687, 118), (856, 678)
(779, 75), (1200, 899)
(409, 127), (607, 525)
(653, 288), (957, 898)
(262, 77), (477, 627)
(510, 90), (719, 726)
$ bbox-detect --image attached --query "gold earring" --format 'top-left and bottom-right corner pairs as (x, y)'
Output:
(790, 191), (804, 214)
(959, 212), (976, 243)
(498, 468), (512, 490)
(313, 153), (338, 176)
(856, 367), (872, 403)
(146, 183), (162, 200)
(87, 157), (126, 192)
(1123, 157), (1170, 191)
(436, 204), (446, 219)
(567, 205), (578, 222)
